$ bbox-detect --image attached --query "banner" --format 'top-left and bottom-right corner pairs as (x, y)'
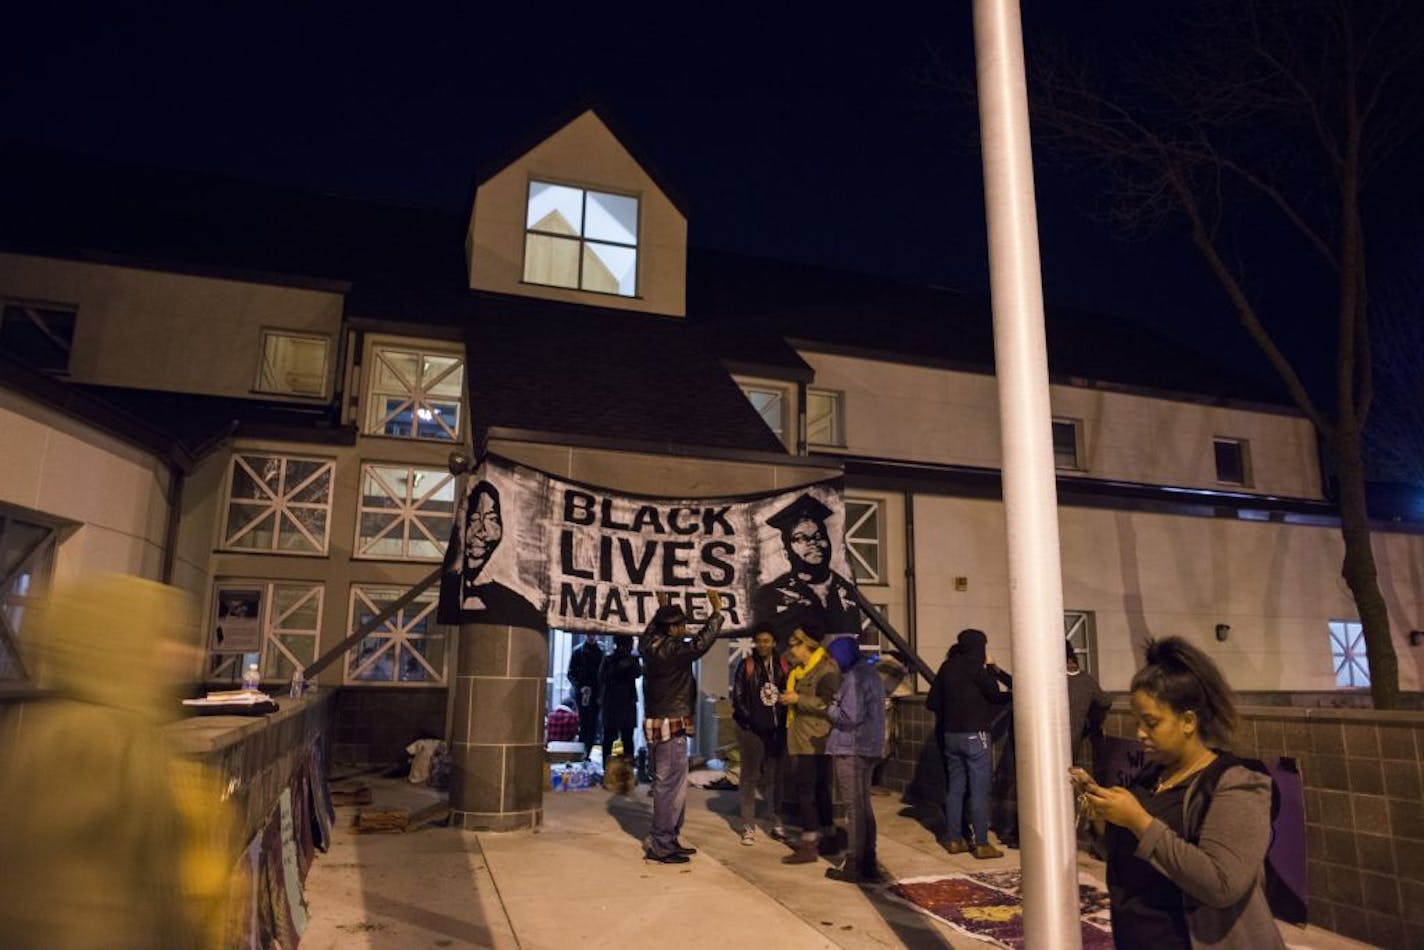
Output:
(438, 455), (862, 636)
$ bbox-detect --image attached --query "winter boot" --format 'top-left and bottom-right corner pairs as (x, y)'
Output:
(781, 834), (819, 864)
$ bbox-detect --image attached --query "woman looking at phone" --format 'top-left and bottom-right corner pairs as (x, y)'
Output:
(1070, 637), (1282, 949)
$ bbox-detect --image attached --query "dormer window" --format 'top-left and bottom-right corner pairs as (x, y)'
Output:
(523, 181), (638, 297)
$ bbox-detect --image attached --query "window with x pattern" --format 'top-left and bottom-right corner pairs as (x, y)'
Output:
(206, 581), (324, 684)
(1328, 620), (1370, 688)
(0, 508), (59, 683)
(364, 344), (465, 441)
(222, 454), (334, 554)
(345, 586), (447, 684)
(355, 465), (457, 561)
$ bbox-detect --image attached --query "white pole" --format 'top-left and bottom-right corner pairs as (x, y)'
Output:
(971, 1), (1081, 947)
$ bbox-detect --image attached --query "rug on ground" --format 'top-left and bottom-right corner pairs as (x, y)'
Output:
(880, 869), (1113, 949)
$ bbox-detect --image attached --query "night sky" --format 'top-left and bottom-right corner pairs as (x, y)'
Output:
(4, 3), (1422, 408)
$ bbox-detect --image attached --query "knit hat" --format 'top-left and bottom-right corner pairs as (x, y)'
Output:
(826, 636), (860, 671)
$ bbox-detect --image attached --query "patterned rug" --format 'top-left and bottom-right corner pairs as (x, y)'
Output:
(880, 869), (1114, 949)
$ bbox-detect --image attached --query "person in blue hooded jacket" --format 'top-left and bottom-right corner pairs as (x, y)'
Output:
(824, 636), (887, 884)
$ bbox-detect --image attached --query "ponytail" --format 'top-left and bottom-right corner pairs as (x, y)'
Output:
(1130, 636), (1238, 747)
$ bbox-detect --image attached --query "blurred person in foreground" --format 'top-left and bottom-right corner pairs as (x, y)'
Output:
(823, 637), (886, 884)
(1071, 637), (1283, 950)
(0, 574), (235, 949)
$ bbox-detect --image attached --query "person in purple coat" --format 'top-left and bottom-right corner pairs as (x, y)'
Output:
(824, 636), (887, 884)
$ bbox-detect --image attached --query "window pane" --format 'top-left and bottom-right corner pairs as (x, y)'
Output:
(807, 390), (842, 445)
(1, 303), (75, 372)
(582, 242), (637, 296)
(232, 457), (281, 500)
(1329, 620), (1369, 688)
(362, 468), (405, 508)
(744, 388), (785, 438)
(422, 356), (464, 397)
(287, 463), (331, 504)
(1052, 421), (1079, 468)
(226, 507), (275, 548)
(1215, 439), (1245, 484)
(523, 233), (581, 288)
(371, 349), (420, 394)
(258, 333), (327, 395)
(584, 191), (638, 245)
(526, 181), (584, 235)
(0, 520), (49, 578)
(278, 510), (324, 552)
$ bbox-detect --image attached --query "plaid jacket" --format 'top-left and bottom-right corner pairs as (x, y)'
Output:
(546, 706), (579, 742)
(642, 716), (696, 744)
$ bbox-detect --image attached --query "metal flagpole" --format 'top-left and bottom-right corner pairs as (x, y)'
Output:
(971, 0), (1081, 946)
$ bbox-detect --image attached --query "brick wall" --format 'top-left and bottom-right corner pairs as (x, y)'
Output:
(889, 695), (1424, 950)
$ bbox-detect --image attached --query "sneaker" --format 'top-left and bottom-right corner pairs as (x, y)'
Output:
(741, 827), (756, 847)
(973, 843), (1005, 860)
(769, 823), (787, 841)
(942, 837), (971, 854)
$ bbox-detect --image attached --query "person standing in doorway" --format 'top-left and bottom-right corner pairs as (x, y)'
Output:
(779, 620), (842, 865)
(731, 622), (789, 845)
(926, 628), (1012, 859)
(1067, 640), (1111, 773)
(567, 632), (605, 758)
(598, 636), (642, 767)
(639, 596), (725, 864)
(824, 637), (886, 884)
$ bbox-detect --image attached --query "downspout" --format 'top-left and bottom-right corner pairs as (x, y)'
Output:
(903, 489), (919, 691)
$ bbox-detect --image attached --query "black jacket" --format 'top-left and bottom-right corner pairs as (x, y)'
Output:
(567, 641), (605, 706)
(731, 652), (790, 737)
(639, 613), (724, 719)
(926, 652), (1012, 733)
(597, 650), (643, 731)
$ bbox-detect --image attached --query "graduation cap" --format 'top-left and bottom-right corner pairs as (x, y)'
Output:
(765, 493), (833, 533)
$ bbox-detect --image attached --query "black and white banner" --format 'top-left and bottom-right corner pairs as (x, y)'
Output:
(438, 455), (861, 636)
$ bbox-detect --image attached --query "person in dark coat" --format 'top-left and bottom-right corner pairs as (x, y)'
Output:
(731, 622), (790, 844)
(597, 636), (642, 766)
(925, 628), (1012, 859)
(567, 633), (605, 756)
(1066, 640), (1111, 773)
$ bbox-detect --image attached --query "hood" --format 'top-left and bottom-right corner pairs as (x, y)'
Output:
(826, 636), (860, 671)
(32, 573), (195, 720)
(953, 628), (988, 666)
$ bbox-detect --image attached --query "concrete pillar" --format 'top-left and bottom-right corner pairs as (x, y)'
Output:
(450, 623), (548, 831)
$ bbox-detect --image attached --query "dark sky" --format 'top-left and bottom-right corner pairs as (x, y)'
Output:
(4, 3), (1421, 407)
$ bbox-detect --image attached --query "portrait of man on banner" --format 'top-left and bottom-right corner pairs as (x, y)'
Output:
(751, 492), (861, 638)
(438, 475), (545, 628)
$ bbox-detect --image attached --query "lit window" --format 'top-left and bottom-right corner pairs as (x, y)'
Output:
(222, 454), (334, 555)
(523, 181), (638, 297)
(739, 384), (789, 446)
(256, 330), (330, 397)
(345, 585), (446, 684)
(1214, 438), (1248, 485)
(1328, 620), (1370, 688)
(207, 581), (324, 684)
(807, 388), (844, 447)
(1053, 418), (1083, 470)
(1064, 611), (1097, 676)
(364, 344), (464, 441)
(0, 506), (60, 683)
(1, 300), (76, 373)
(845, 497), (883, 583)
(355, 465), (456, 561)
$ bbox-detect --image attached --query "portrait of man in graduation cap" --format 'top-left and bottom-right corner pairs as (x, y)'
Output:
(438, 479), (544, 629)
(751, 492), (861, 639)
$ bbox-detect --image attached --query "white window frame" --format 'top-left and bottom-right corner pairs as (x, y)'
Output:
(858, 601), (891, 653)
(362, 341), (465, 442)
(221, 453), (335, 556)
(206, 580), (325, 683)
(1052, 417), (1084, 471)
(1064, 610), (1098, 677)
(344, 584), (447, 686)
(522, 180), (640, 297)
(806, 387), (845, 448)
(1328, 619), (1370, 689)
(844, 496), (884, 584)
(253, 328), (332, 398)
(1213, 437), (1251, 487)
(736, 380), (793, 449)
(353, 463), (457, 562)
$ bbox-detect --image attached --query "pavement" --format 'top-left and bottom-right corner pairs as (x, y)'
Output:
(301, 774), (1369, 949)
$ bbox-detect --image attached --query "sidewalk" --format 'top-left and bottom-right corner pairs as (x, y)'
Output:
(301, 777), (1368, 949)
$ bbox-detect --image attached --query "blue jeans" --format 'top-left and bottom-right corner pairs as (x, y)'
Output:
(943, 731), (991, 846)
(646, 736), (689, 856)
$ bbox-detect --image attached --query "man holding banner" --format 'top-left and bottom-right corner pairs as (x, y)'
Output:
(639, 594), (725, 864)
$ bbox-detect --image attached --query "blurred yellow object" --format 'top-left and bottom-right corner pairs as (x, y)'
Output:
(0, 573), (236, 949)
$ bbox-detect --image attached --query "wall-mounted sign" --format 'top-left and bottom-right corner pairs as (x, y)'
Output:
(212, 586), (263, 653)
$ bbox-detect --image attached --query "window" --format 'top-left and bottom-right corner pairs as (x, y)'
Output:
(364, 344), (464, 441)
(1, 300), (76, 373)
(256, 330), (330, 397)
(739, 383), (790, 447)
(355, 465), (457, 561)
(1328, 620), (1370, 688)
(222, 453), (334, 555)
(1064, 610), (1098, 676)
(207, 581), (324, 683)
(0, 507), (60, 682)
(1052, 418), (1083, 470)
(345, 585), (447, 684)
(858, 602), (891, 652)
(807, 387), (844, 447)
(844, 497), (883, 584)
(1214, 438), (1249, 486)
(523, 181), (638, 297)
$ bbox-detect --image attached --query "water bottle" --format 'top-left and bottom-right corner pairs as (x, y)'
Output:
(289, 669), (304, 699)
(241, 663), (261, 691)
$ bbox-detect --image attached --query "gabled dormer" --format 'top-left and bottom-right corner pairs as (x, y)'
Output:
(465, 109), (687, 317)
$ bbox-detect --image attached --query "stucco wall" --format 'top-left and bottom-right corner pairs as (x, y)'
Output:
(803, 350), (1322, 499)
(0, 252), (344, 400)
(466, 110), (687, 317)
(911, 493), (1424, 693)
